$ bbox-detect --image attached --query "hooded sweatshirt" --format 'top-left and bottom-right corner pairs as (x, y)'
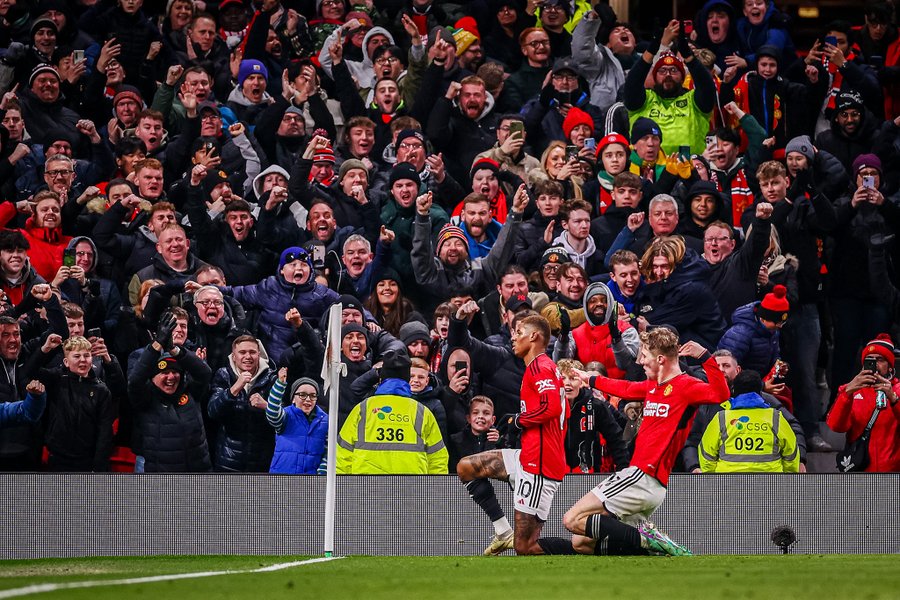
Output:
(318, 26), (396, 91)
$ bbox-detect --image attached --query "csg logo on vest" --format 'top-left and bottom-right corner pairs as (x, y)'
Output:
(371, 405), (411, 423)
(643, 401), (670, 418)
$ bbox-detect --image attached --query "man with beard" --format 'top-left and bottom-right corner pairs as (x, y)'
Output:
(554, 281), (639, 380)
(0, 315), (42, 469)
(454, 24), (484, 75)
(551, 199), (604, 274)
(412, 187), (526, 308)
(814, 90), (894, 175)
(541, 262), (589, 335)
(505, 28), (552, 109)
(427, 76), (499, 185)
(476, 114), (542, 184)
(186, 164), (276, 286)
(622, 20), (716, 155)
(458, 194), (502, 260)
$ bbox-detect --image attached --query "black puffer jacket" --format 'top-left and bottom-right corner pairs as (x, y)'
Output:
(34, 365), (116, 472)
(127, 346), (212, 473)
(636, 249), (726, 351)
(208, 362), (278, 472)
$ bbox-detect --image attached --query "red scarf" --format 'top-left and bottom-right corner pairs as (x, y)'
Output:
(717, 167), (753, 229)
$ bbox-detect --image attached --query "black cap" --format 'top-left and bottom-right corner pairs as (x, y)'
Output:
(505, 293), (533, 312)
(379, 348), (411, 381)
(389, 162), (421, 187)
(551, 56), (580, 76)
(340, 294), (364, 316)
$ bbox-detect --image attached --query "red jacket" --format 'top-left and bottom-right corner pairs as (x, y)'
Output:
(571, 320), (630, 380)
(827, 381), (900, 473)
(0, 203), (71, 282)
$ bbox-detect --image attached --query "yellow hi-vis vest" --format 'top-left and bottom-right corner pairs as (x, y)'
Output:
(699, 406), (799, 473)
(336, 394), (448, 475)
(629, 89), (712, 157)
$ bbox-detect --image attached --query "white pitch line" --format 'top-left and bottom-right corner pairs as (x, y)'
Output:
(0, 555), (344, 598)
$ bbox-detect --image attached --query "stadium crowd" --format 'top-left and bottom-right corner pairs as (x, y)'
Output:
(0, 0), (899, 475)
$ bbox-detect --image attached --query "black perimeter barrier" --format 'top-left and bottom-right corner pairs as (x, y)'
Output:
(1, 473), (898, 558)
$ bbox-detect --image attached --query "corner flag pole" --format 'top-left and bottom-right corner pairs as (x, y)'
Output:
(321, 303), (344, 558)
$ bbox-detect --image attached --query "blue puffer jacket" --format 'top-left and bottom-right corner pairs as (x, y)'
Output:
(718, 302), (780, 375)
(636, 249), (726, 351)
(225, 275), (340, 361)
(208, 364), (278, 472)
(270, 406), (328, 474)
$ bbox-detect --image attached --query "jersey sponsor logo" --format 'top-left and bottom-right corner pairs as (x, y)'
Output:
(535, 378), (557, 393)
(644, 401), (670, 418)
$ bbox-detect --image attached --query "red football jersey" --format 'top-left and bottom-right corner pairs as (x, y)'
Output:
(590, 357), (730, 486)
(518, 353), (569, 481)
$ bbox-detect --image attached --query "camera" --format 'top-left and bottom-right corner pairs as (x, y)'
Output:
(863, 357), (879, 373)
(63, 248), (76, 267)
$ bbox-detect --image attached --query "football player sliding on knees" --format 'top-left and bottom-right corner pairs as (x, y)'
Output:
(563, 332), (729, 556)
(456, 309), (573, 556)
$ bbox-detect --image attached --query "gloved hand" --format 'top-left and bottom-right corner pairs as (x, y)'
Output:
(496, 413), (522, 449)
(608, 318), (622, 343)
(559, 306), (571, 338)
(539, 83), (555, 109)
(645, 30), (662, 57)
(154, 311), (177, 350)
(677, 29), (692, 60)
(3, 42), (25, 65)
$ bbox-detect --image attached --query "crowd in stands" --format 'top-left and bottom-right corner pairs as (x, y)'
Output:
(1, 0), (900, 474)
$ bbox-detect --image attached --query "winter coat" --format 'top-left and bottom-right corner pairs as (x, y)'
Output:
(814, 108), (893, 174)
(411, 210), (521, 305)
(570, 15), (625, 115)
(208, 360), (278, 472)
(59, 237), (122, 335)
(735, 1), (796, 66)
(16, 88), (80, 145)
(0, 203), (71, 282)
(448, 316), (523, 417)
(92, 202), (161, 280)
(33, 365), (116, 472)
(0, 263), (45, 307)
(381, 199), (449, 287)
(77, 5), (161, 88)
(707, 216), (771, 325)
(127, 347), (212, 473)
(636, 249), (726, 350)
(718, 302), (780, 375)
(184, 184), (275, 286)
(129, 253), (210, 306)
(269, 401), (328, 474)
(513, 212), (564, 272)
(426, 95), (499, 185)
(449, 427), (497, 474)
(225, 274), (340, 361)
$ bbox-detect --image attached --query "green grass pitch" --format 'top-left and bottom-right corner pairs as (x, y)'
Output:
(1, 554), (899, 599)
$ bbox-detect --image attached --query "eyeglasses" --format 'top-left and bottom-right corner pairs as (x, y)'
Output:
(552, 73), (578, 82)
(524, 39), (550, 49)
(398, 142), (423, 150)
(195, 299), (224, 307)
(281, 114), (304, 122)
(543, 4), (565, 12)
(374, 57), (399, 66)
(295, 392), (318, 400)
(321, 0), (342, 6)
(45, 169), (73, 177)
(704, 236), (732, 244)
(656, 67), (681, 75)
(200, 114), (221, 121)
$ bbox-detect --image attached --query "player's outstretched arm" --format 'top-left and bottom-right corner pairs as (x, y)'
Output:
(575, 368), (650, 400)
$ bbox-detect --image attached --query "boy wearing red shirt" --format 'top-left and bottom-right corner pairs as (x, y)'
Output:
(563, 327), (729, 556)
(457, 313), (571, 556)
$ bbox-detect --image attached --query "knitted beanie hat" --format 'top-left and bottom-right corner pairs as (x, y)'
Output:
(756, 284), (790, 323)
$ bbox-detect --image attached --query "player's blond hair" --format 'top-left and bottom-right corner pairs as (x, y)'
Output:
(556, 358), (584, 376)
(639, 328), (679, 359)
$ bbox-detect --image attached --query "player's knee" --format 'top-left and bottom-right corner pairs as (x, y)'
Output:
(457, 459), (474, 481)
(562, 509), (581, 534)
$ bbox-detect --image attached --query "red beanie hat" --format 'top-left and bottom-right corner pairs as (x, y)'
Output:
(861, 334), (895, 368)
(596, 132), (630, 158)
(756, 284), (789, 323)
(562, 106), (594, 141)
(652, 51), (685, 79)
